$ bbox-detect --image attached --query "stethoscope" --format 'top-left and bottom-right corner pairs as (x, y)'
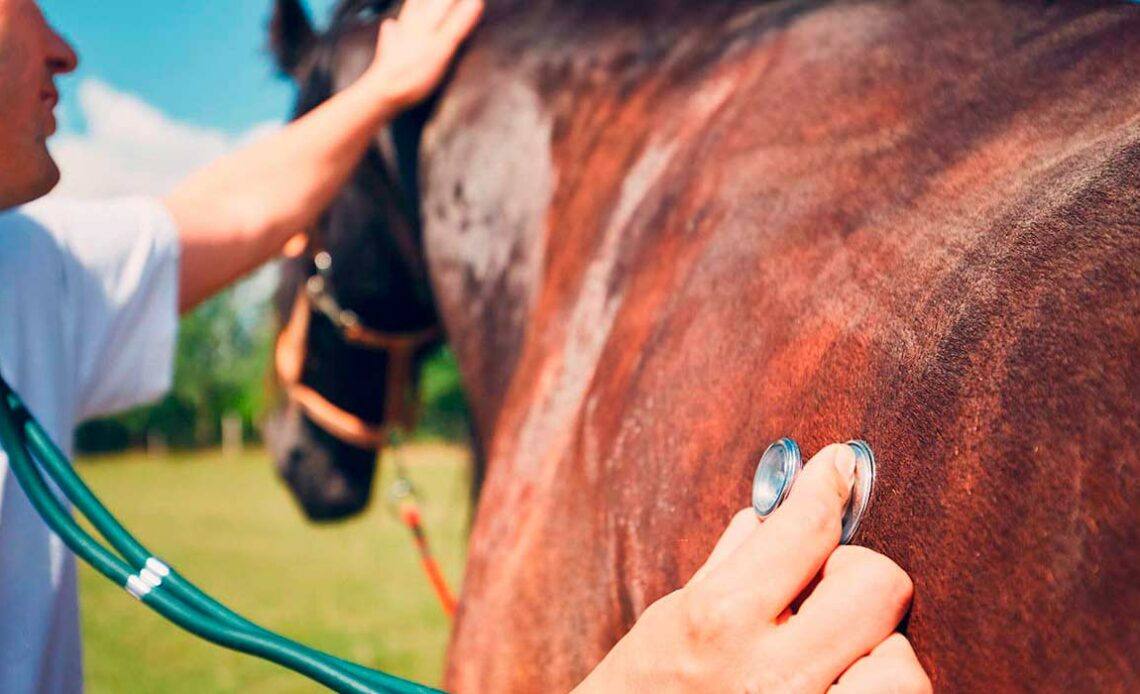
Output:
(0, 365), (877, 692)
(0, 369), (433, 694)
(751, 438), (877, 544)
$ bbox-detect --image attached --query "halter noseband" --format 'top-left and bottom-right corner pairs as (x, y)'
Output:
(275, 247), (439, 450)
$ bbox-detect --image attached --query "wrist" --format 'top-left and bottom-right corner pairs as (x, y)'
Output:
(355, 65), (415, 115)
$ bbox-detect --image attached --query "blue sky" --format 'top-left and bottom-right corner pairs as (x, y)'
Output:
(39, 0), (354, 201)
(37, 1), (348, 305)
(41, 0), (341, 138)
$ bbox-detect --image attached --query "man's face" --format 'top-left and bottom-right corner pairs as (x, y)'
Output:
(0, 0), (77, 210)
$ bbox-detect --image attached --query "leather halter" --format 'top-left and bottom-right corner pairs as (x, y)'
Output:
(275, 248), (439, 450)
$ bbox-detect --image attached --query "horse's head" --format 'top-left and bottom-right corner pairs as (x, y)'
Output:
(265, 0), (439, 522)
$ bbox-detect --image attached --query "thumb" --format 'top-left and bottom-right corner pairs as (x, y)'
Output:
(693, 444), (856, 621)
(689, 442), (855, 588)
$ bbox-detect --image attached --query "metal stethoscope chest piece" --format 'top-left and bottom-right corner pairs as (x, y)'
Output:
(752, 438), (877, 544)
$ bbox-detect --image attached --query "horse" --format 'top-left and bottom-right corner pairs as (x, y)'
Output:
(264, 0), (445, 522)
(268, 0), (1140, 691)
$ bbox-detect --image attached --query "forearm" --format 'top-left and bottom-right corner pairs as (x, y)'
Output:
(165, 0), (483, 313)
(166, 77), (398, 313)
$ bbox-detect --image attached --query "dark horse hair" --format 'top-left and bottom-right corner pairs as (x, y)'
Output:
(266, 0), (471, 522)
(276, 0), (397, 116)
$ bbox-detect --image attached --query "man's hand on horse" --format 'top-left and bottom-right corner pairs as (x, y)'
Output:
(166, 0), (483, 313)
(574, 444), (932, 693)
(364, 0), (484, 110)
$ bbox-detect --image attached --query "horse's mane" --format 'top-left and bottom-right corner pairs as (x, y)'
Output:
(287, 0), (397, 120)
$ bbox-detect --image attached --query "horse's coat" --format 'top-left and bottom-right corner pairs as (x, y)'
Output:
(269, 0), (1140, 690)
(416, 1), (1140, 691)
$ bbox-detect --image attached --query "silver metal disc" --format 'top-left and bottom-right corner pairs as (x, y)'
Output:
(840, 440), (876, 544)
(752, 438), (802, 518)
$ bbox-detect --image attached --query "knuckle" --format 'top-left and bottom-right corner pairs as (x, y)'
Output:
(894, 663), (933, 694)
(852, 552), (913, 611)
(881, 636), (931, 694)
(678, 584), (739, 650)
(744, 664), (814, 694)
(875, 557), (915, 609)
(827, 543), (871, 571)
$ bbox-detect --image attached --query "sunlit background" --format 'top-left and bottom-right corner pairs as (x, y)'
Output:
(40, 0), (341, 450)
(42, 1), (339, 194)
(40, 0), (469, 452)
(34, 2), (472, 690)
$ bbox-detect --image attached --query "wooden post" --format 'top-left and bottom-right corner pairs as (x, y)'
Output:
(222, 413), (243, 458)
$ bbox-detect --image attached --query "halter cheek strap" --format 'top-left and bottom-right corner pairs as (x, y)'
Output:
(288, 382), (390, 450)
(275, 285), (439, 450)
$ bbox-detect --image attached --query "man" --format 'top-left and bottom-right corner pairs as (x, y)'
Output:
(0, 0), (929, 692)
(0, 1), (483, 690)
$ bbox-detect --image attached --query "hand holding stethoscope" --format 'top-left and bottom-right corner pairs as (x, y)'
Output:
(573, 444), (930, 694)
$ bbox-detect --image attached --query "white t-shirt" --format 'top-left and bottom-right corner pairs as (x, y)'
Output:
(0, 197), (179, 694)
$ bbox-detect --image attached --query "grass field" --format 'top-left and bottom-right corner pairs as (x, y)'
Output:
(75, 444), (472, 693)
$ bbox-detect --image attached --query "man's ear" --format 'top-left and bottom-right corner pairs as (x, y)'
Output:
(270, 0), (316, 79)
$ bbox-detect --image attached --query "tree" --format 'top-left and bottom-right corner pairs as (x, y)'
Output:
(75, 289), (275, 453)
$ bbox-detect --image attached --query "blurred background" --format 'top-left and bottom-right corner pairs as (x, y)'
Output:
(42, 1), (471, 455)
(38, 1), (472, 690)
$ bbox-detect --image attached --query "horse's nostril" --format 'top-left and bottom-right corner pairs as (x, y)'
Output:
(286, 446), (305, 469)
(271, 442), (305, 479)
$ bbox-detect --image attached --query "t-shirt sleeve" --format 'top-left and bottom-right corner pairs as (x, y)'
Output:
(26, 197), (181, 422)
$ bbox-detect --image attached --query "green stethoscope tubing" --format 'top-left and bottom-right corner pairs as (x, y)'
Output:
(0, 371), (440, 694)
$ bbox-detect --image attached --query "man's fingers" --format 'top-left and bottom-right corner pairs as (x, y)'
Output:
(405, 0), (461, 30)
(830, 634), (932, 694)
(394, 0), (434, 30)
(377, 17), (400, 44)
(438, 0), (483, 46)
(687, 508), (757, 585)
(695, 443), (855, 620)
(396, 0), (424, 24)
(397, 0), (480, 50)
(772, 546), (914, 690)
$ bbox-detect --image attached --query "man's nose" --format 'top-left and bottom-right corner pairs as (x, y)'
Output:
(45, 23), (79, 75)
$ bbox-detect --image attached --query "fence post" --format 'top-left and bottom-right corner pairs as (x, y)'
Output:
(222, 413), (243, 458)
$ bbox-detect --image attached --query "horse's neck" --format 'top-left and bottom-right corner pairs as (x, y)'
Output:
(428, 2), (1140, 692)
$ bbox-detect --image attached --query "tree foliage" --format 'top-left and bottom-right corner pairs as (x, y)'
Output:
(76, 290), (274, 452)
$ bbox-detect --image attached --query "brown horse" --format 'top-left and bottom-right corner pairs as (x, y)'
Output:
(270, 0), (1140, 691)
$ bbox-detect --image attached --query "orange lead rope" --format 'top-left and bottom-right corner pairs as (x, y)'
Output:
(395, 499), (458, 619)
(385, 444), (458, 620)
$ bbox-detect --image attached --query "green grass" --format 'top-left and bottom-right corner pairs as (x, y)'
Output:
(75, 444), (472, 693)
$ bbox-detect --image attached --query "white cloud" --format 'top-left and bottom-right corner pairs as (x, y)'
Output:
(47, 79), (284, 311)
(48, 79), (279, 198)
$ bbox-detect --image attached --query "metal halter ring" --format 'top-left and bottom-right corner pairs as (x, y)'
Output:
(752, 438), (877, 544)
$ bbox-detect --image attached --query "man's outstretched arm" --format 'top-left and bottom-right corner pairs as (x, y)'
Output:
(165, 0), (482, 314)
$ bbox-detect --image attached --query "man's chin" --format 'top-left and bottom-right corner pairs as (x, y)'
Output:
(29, 145), (61, 196)
(0, 154), (61, 211)
(39, 163), (61, 197)
(25, 154), (61, 201)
